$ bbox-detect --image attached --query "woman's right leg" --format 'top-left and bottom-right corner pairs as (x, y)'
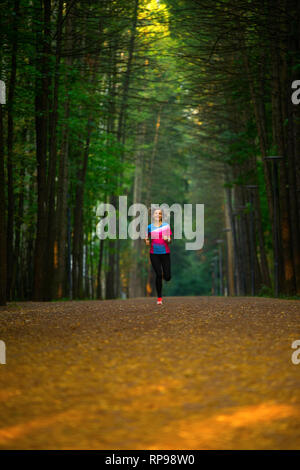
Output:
(150, 253), (162, 298)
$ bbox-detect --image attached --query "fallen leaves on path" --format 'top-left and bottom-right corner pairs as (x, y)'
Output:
(0, 296), (299, 449)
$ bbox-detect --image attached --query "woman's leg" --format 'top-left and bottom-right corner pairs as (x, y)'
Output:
(150, 253), (163, 298)
(161, 253), (171, 282)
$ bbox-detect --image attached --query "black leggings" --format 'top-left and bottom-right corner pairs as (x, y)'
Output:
(150, 253), (171, 298)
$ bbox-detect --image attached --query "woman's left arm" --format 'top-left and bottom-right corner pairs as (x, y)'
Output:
(164, 225), (172, 243)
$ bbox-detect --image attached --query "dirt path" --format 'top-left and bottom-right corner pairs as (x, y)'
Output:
(0, 296), (299, 449)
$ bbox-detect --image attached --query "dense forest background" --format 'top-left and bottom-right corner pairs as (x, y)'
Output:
(0, 0), (299, 305)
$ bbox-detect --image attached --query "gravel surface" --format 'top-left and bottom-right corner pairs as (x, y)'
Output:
(0, 296), (299, 449)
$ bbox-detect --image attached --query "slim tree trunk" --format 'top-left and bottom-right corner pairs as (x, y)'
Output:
(270, 0), (295, 295)
(26, 172), (35, 299)
(89, 228), (94, 299)
(33, 0), (51, 300)
(0, 103), (6, 305)
(11, 132), (25, 299)
(284, 0), (300, 295)
(224, 183), (235, 296)
(6, 0), (20, 300)
(97, 238), (104, 300)
(72, 119), (92, 299)
(129, 122), (146, 298)
(105, 39), (117, 300)
(53, 0), (73, 299)
(44, 0), (63, 300)
(114, 0), (139, 298)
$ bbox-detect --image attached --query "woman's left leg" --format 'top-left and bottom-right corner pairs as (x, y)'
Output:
(161, 254), (171, 282)
(150, 253), (163, 298)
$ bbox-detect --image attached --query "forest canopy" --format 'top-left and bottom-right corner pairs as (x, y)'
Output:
(0, 0), (299, 304)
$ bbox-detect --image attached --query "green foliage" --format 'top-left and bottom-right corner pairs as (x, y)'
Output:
(2, 0), (294, 300)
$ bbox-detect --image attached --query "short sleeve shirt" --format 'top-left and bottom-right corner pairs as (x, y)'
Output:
(147, 222), (172, 254)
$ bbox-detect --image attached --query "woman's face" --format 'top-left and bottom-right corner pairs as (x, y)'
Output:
(153, 209), (162, 222)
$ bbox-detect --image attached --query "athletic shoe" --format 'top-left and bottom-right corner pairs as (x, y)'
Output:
(157, 298), (163, 305)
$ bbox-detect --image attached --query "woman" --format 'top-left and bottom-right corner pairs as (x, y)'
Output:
(145, 208), (172, 305)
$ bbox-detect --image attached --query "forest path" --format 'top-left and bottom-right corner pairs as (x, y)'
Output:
(0, 296), (300, 450)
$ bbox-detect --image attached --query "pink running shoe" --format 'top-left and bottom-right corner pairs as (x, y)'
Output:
(157, 297), (163, 305)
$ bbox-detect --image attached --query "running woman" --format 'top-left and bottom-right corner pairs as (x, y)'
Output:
(145, 208), (172, 305)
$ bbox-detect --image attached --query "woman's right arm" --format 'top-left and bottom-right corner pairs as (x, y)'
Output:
(145, 227), (150, 245)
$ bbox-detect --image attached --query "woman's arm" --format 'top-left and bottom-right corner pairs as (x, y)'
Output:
(145, 227), (150, 245)
(165, 224), (172, 243)
(163, 227), (171, 243)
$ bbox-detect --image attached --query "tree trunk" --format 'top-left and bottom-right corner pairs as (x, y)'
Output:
(0, 104), (6, 305)
(270, 0), (295, 295)
(129, 122), (146, 298)
(44, 0), (63, 300)
(105, 39), (117, 300)
(97, 238), (104, 300)
(11, 130), (25, 299)
(33, 0), (51, 300)
(6, 0), (20, 300)
(223, 182), (235, 296)
(53, 0), (73, 299)
(114, 0), (139, 298)
(72, 118), (92, 299)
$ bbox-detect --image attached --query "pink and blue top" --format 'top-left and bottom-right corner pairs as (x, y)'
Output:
(147, 222), (172, 254)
